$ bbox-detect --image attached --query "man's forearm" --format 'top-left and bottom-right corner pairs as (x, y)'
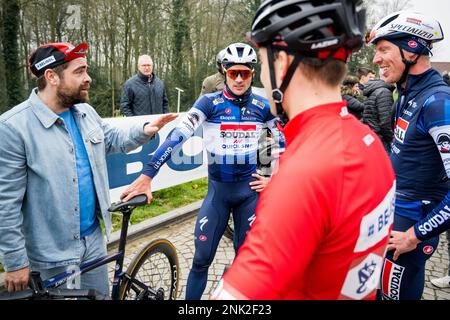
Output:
(413, 193), (450, 241)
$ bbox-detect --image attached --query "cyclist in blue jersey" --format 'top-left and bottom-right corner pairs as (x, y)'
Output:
(367, 11), (450, 300)
(121, 42), (284, 300)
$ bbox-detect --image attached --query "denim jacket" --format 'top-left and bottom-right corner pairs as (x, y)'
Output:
(0, 89), (152, 271)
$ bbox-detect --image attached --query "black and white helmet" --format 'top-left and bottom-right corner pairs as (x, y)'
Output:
(367, 11), (444, 44)
(221, 43), (257, 69)
(246, 0), (366, 126)
(216, 49), (227, 74)
(367, 11), (444, 86)
(248, 0), (366, 56)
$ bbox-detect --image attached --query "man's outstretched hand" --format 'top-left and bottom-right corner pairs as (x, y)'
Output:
(144, 113), (178, 136)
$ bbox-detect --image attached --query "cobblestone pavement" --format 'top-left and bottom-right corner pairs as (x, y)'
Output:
(108, 212), (450, 300)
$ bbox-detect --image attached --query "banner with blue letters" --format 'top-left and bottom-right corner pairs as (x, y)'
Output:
(104, 114), (208, 202)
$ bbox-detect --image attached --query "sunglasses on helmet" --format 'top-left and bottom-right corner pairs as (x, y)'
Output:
(224, 68), (254, 80)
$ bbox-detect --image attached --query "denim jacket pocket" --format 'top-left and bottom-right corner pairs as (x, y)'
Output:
(88, 127), (105, 144)
(87, 127), (106, 169)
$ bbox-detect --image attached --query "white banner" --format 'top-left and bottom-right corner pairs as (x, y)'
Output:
(104, 114), (208, 202)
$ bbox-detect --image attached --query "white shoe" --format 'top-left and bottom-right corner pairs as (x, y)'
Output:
(430, 275), (450, 288)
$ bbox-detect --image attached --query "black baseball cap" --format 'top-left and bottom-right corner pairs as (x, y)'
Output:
(29, 42), (89, 78)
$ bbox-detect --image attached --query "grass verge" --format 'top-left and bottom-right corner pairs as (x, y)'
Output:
(110, 177), (208, 232)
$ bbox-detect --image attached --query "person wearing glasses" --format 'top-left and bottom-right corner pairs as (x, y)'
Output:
(366, 11), (450, 300)
(120, 42), (284, 300)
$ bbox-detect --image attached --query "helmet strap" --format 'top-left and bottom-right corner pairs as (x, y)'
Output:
(397, 46), (424, 87)
(267, 45), (303, 126)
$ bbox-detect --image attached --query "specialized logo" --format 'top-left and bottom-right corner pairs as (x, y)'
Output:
(437, 133), (450, 153)
(199, 216), (208, 231)
(423, 246), (434, 255)
(394, 118), (410, 143)
(407, 99), (418, 109)
(340, 253), (383, 300)
(382, 259), (405, 300)
(241, 107), (251, 116)
(390, 23), (434, 39)
(248, 213), (256, 227)
(35, 56), (56, 70)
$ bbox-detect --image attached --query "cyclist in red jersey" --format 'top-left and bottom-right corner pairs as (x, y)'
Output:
(212, 0), (396, 300)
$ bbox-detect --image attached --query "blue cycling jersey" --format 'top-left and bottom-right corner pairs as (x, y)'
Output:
(143, 89), (284, 182)
(390, 68), (450, 240)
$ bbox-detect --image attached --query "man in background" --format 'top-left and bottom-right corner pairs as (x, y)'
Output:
(120, 55), (169, 116)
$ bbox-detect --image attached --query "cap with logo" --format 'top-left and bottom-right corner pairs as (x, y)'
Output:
(29, 42), (89, 78)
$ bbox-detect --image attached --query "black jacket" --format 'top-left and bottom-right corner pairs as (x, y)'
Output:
(120, 72), (169, 116)
(362, 80), (395, 144)
(342, 94), (365, 120)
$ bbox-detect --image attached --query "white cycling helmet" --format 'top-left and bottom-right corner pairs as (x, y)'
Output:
(368, 11), (444, 44)
(222, 43), (257, 68)
(368, 11), (444, 85)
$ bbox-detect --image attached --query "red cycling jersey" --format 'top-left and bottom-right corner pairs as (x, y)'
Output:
(212, 102), (396, 300)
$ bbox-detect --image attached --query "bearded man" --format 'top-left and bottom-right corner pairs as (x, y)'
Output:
(0, 42), (177, 295)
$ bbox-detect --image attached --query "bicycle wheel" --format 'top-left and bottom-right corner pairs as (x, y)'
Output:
(119, 239), (179, 300)
(223, 215), (234, 241)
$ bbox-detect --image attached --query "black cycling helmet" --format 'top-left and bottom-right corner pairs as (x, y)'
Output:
(247, 0), (366, 124)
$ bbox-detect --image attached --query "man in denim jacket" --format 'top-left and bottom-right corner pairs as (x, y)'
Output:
(0, 42), (177, 295)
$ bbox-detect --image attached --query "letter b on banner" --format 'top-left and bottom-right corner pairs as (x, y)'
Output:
(106, 129), (204, 189)
(107, 135), (160, 188)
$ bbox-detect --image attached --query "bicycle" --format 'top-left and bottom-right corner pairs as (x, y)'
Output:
(0, 194), (179, 300)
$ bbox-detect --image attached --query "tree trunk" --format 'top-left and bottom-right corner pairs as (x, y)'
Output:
(2, 0), (24, 108)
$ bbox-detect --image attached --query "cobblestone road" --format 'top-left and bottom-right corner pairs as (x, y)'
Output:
(108, 212), (450, 300)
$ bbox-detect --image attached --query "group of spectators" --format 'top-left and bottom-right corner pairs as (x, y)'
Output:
(342, 67), (450, 154)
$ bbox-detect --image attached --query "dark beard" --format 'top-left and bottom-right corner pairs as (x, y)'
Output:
(56, 86), (89, 109)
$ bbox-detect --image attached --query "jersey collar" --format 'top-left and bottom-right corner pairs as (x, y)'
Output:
(281, 101), (349, 146)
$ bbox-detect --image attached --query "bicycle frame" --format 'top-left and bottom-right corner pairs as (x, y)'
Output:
(41, 207), (133, 300)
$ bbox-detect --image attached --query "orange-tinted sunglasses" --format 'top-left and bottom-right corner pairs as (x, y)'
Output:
(224, 68), (254, 80)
